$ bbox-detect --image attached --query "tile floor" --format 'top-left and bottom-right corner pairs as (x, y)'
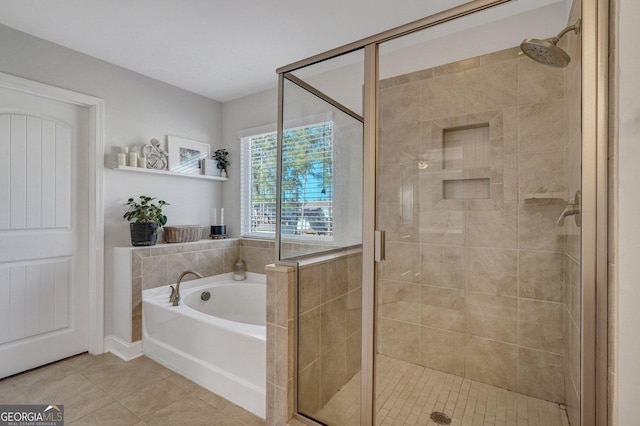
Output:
(314, 355), (570, 426)
(0, 352), (265, 426)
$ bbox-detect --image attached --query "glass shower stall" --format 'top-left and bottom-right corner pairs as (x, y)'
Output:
(274, 0), (607, 425)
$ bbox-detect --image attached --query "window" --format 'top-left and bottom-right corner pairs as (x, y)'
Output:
(241, 121), (334, 239)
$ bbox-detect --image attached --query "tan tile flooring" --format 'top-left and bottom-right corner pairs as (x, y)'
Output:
(315, 355), (570, 426)
(0, 352), (265, 426)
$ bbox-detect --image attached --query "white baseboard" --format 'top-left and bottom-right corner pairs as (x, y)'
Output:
(104, 335), (143, 361)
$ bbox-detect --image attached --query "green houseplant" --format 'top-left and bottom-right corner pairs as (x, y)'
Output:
(213, 149), (229, 177)
(123, 195), (169, 246)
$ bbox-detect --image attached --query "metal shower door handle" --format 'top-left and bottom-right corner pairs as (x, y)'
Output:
(374, 230), (385, 262)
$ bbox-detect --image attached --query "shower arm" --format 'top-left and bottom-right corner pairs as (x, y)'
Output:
(550, 19), (582, 45)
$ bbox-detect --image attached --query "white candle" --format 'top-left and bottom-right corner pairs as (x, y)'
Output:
(117, 152), (127, 166)
(137, 156), (147, 168)
(120, 146), (129, 154)
(129, 151), (138, 168)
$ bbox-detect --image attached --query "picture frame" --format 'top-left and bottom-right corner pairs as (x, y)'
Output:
(167, 136), (210, 175)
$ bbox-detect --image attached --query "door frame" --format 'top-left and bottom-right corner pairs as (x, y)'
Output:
(0, 71), (105, 355)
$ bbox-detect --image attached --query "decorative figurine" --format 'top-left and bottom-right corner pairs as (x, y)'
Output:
(143, 138), (169, 170)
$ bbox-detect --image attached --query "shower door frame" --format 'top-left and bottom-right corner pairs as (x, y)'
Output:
(276, 0), (609, 424)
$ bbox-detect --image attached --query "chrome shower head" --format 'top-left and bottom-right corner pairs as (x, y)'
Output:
(520, 19), (581, 68)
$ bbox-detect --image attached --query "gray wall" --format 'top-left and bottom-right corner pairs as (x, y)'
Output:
(0, 24), (224, 336)
(617, 0), (640, 423)
(221, 88), (277, 240)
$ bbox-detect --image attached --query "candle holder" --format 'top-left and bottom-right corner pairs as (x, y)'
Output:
(210, 225), (227, 239)
(210, 208), (226, 239)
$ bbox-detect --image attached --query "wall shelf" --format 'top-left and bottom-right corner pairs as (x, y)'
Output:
(114, 165), (228, 181)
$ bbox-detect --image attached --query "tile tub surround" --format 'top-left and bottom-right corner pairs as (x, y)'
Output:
(114, 238), (275, 344)
(377, 44), (573, 404)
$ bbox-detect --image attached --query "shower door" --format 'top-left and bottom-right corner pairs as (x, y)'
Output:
(373, 3), (583, 425)
(278, 0), (607, 425)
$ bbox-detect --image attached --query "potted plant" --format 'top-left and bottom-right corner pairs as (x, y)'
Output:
(123, 195), (169, 246)
(213, 149), (229, 177)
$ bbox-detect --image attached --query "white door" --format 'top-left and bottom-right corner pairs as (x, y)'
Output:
(0, 85), (90, 378)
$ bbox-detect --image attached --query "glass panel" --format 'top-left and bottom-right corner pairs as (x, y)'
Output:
(559, 2), (582, 425)
(289, 50), (365, 117)
(280, 53), (364, 260)
(375, 2), (580, 424)
(283, 49), (364, 425)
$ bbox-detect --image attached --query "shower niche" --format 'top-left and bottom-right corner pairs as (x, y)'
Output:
(442, 124), (491, 200)
(423, 110), (506, 213)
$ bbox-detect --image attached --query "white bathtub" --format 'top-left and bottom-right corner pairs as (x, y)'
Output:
(142, 272), (266, 418)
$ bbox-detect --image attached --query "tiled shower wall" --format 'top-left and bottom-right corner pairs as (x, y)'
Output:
(297, 250), (362, 415)
(377, 45), (571, 403)
(127, 238), (274, 341)
(265, 249), (362, 426)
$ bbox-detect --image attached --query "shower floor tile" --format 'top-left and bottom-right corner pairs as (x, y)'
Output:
(315, 355), (570, 426)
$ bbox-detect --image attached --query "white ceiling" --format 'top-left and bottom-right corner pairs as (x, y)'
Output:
(0, 0), (568, 103)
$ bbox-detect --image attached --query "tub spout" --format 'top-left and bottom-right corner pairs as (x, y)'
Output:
(170, 270), (204, 306)
(556, 190), (581, 227)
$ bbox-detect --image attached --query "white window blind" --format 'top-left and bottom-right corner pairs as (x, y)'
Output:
(241, 121), (334, 239)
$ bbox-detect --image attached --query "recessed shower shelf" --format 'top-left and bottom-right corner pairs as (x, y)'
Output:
(115, 165), (229, 181)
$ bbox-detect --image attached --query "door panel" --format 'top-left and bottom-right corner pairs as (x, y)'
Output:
(0, 86), (89, 378)
(371, 4), (583, 423)
(1, 115), (71, 230)
(0, 258), (71, 344)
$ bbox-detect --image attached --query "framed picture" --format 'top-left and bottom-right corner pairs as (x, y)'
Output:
(167, 136), (210, 175)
